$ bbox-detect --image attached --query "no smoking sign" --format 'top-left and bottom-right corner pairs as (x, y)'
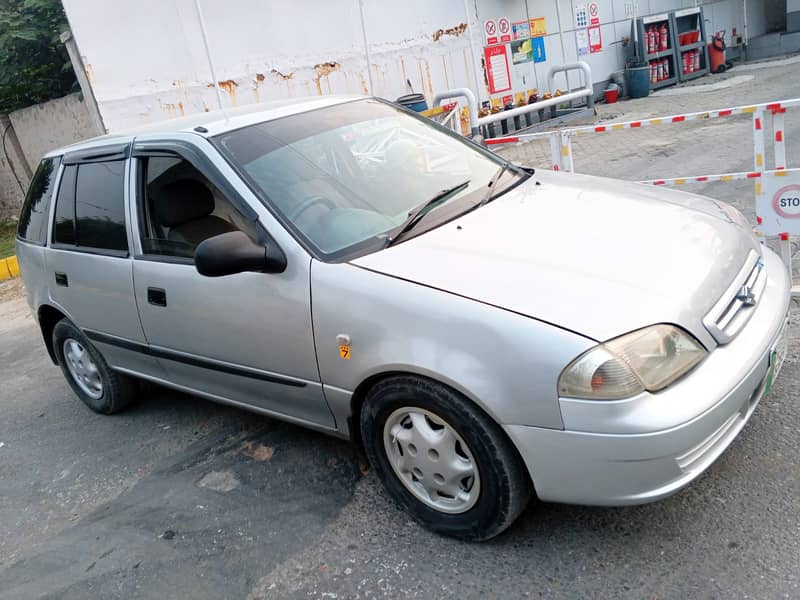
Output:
(484, 19), (498, 45)
(498, 17), (511, 42)
(588, 2), (600, 25)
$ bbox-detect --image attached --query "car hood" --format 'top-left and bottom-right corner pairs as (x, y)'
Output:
(352, 170), (760, 344)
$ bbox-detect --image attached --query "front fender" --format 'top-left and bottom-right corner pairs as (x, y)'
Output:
(310, 261), (595, 433)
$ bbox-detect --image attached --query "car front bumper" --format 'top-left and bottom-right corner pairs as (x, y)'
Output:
(505, 248), (791, 506)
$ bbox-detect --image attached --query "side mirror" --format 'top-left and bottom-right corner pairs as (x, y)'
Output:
(194, 231), (286, 277)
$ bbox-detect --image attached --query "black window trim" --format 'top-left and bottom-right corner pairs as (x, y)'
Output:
(49, 242), (130, 259)
(50, 157), (132, 257)
(63, 141), (131, 165)
(130, 140), (283, 266)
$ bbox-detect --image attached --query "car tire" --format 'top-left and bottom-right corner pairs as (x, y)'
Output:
(360, 375), (532, 541)
(52, 319), (137, 415)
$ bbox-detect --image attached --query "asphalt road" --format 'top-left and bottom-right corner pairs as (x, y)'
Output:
(0, 276), (798, 600)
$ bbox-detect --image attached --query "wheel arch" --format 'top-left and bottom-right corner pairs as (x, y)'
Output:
(348, 370), (526, 471)
(38, 304), (67, 364)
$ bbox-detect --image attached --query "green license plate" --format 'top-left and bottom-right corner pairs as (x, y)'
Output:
(764, 325), (788, 397)
(763, 351), (779, 397)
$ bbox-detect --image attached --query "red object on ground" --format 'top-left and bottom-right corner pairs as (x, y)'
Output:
(709, 31), (726, 73)
(604, 89), (618, 103)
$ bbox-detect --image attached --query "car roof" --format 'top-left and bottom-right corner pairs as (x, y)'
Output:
(45, 95), (363, 158)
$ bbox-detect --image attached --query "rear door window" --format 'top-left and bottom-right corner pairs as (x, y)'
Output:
(17, 157), (60, 244)
(51, 160), (128, 253)
(74, 161), (128, 252)
(53, 164), (77, 245)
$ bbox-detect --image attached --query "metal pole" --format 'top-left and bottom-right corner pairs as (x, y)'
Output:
(553, 0), (571, 93)
(464, 0), (483, 104)
(743, 0), (750, 46)
(193, 0), (225, 112)
(523, 0), (539, 92)
(358, 0), (374, 96)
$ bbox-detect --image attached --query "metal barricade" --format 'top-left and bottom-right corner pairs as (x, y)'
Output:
(484, 97), (800, 294)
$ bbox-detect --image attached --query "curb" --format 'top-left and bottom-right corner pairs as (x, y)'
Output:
(0, 256), (19, 281)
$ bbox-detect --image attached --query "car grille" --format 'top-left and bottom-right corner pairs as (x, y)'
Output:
(703, 250), (766, 345)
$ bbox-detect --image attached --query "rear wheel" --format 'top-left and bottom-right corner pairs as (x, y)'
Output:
(360, 375), (532, 541)
(52, 319), (137, 414)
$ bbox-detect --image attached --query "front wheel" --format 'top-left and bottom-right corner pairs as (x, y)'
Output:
(52, 319), (137, 414)
(360, 376), (532, 541)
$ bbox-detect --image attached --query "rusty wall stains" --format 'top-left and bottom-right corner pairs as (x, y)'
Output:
(432, 23), (467, 42)
(270, 69), (294, 81)
(313, 61), (341, 95)
(84, 61), (94, 85)
(207, 79), (239, 106)
(161, 102), (186, 117)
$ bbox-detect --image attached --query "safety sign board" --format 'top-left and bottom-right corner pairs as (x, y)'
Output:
(484, 19), (498, 45)
(757, 171), (800, 236)
(530, 16), (547, 37)
(575, 28), (589, 56)
(588, 2), (600, 25)
(532, 36), (546, 62)
(484, 44), (511, 93)
(498, 17), (512, 43)
(588, 24), (602, 52)
(512, 20), (530, 40)
(574, 4), (588, 28)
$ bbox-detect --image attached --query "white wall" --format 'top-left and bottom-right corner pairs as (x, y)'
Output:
(61, 0), (752, 132)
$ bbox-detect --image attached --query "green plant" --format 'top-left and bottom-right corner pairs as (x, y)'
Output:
(0, 0), (77, 113)
(0, 219), (17, 258)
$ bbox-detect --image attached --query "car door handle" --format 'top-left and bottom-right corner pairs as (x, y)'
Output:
(54, 272), (68, 287)
(147, 287), (167, 307)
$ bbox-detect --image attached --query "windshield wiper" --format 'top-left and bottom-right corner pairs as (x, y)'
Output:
(478, 162), (510, 207)
(384, 180), (470, 247)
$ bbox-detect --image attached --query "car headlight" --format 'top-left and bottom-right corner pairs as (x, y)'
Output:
(558, 324), (707, 400)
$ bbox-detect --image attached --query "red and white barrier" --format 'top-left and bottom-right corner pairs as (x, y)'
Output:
(485, 97), (800, 291)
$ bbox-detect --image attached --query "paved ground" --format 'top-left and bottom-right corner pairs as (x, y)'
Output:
(2, 58), (800, 599)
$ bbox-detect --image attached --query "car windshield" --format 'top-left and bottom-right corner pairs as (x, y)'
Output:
(214, 99), (515, 260)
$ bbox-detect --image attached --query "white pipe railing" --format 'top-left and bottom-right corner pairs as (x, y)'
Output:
(547, 61), (595, 109)
(432, 88), (479, 135)
(477, 61), (594, 127)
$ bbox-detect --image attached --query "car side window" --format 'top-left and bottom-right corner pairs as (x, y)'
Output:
(74, 161), (128, 252)
(53, 164), (77, 245)
(17, 157), (60, 244)
(52, 160), (128, 253)
(136, 156), (254, 260)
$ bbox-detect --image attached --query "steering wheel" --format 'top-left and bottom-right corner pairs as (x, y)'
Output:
(288, 195), (336, 221)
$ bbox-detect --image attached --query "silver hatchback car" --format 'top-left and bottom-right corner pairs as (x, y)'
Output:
(16, 96), (790, 540)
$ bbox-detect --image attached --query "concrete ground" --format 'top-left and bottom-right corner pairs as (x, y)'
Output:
(2, 58), (800, 599)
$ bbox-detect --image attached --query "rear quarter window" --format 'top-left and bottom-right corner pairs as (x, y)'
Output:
(53, 165), (77, 245)
(17, 158), (60, 244)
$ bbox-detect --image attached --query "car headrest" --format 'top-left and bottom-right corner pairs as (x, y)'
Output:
(156, 179), (215, 227)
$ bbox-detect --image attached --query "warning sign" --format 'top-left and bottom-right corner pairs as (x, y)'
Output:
(588, 2), (600, 25)
(484, 44), (511, 94)
(757, 171), (800, 236)
(530, 16), (547, 37)
(588, 24), (603, 53)
(498, 17), (512, 43)
(484, 19), (498, 45)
